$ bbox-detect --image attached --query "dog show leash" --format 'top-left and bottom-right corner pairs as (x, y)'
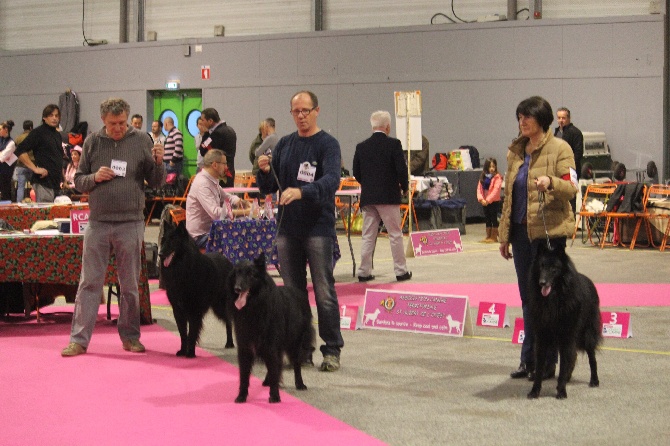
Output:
(537, 188), (553, 250)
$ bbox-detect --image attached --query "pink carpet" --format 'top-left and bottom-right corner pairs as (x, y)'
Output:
(308, 282), (670, 308)
(0, 307), (384, 446)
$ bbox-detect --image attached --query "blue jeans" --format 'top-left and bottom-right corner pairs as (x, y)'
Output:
(510, 223), (561, 367)
(14, 166), (32, 202)
(277, 235), (343, 357)
(69, 220), (144, 348)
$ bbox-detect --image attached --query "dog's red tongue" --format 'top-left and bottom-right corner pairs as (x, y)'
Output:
(541, 285), (552, 297)
(163, 252), (174, 268)
(235, 290), (248, 310)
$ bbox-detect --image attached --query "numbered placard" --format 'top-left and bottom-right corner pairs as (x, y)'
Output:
(476, 302), (510, 328)
(340, 305), (363, 330)
(601, 311), (633, 338)
(511, 317), (525, 344)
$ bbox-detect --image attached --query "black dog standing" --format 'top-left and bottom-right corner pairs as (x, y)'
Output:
(229, 254), (315, 403)
(159, 222), (235, 357)
(527, 242), (602, 399)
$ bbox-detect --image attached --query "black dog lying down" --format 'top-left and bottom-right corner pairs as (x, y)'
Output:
(527, 242), (602, 399)
(229, 253), (315, 403)
(159, 222), (234, 357)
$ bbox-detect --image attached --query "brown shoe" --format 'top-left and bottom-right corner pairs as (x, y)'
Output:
(61, 342), (87, 357)
(122, 339), (146, 353)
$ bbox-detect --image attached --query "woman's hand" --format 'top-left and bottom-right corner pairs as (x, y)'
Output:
(499, 242), (513, 260)
(534, 176), (552, 192)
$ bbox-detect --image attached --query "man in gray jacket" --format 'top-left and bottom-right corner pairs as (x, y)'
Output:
(62, 98), (166, 357)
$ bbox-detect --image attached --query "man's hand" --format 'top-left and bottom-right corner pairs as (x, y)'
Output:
(94, 166), (116, 183)
(33, 167), (48, 178)
(258, 155), (271, 173)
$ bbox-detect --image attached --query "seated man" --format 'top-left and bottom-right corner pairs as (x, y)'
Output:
(186, 149), (250, 248)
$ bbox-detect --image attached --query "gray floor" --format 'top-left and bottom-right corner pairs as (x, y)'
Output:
(146, 222), (670, 446)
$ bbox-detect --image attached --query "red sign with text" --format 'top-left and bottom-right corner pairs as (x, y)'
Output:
(476, 302), (509, 328)
(70, 208), (90, 234)
(601, 311), (632, 338)
(512, 317), (525, 344)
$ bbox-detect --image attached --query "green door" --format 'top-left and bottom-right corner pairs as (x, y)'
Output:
(153, 90), (202, 178)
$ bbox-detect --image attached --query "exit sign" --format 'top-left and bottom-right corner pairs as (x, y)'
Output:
(166, 80), (180, 90)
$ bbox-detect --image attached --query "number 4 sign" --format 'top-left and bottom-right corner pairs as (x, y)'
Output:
(601, 311), (633, 338)
(476, 302), (510, 328)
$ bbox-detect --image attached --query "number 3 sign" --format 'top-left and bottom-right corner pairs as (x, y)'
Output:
(601, 311), (633, 338)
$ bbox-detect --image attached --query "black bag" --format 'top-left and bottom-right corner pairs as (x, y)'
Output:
(144, 242), (159, 279)
(0, 282), (25, 315)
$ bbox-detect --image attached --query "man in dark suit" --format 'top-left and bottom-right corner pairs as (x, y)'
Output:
(200, 108), (237, 187)
(353, 110), (412, 282)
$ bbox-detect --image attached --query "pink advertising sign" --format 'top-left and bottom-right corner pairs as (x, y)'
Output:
(70, 208), (90, 234)
(601, 311), (633, 338)
(410, 229), (463, 257)
(362, 289), (470, 337)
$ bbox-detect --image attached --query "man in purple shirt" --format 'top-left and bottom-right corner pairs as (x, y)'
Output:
(186, 149), (250, 248)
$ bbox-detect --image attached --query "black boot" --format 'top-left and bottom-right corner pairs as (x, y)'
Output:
(510, 362), (532, 379)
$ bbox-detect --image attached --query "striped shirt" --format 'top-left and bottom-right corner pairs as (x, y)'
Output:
(164, 127), (183, 162)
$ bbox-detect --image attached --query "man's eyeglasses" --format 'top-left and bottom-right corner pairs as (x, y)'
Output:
(290, 107), (316, 117)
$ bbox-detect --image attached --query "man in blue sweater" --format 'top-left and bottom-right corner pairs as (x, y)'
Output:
(256, 91), (343, 372)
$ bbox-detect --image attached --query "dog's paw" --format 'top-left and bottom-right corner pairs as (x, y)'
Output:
(296, 383), (307, 391)
(269, 395), (281, 403)
(527, 389), (540, 399)
(262, 379), (270, 387)
(235, 393), (248, 403)
(186, 352), (196, 358)
(556, 390), (568, 399)
(589, 379), (599, 388)
(176, 349), (186, 356)
(225, 342), (235, 349)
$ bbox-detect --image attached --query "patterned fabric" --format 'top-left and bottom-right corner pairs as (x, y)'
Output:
(0, 235), (152, 324)
(205, 219), (341, 266)
(0, 204), (89, 231)
(206, 219), (279, 265)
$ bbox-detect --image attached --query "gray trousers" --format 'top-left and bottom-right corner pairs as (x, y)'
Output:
(357, 204), (408, 277)
(69, 220), (144, 348)
(33, 183), (56, 203)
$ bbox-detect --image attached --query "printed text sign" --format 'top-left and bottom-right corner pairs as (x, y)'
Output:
(363, 289), (469, 337)
(410, 229), (463, 257)
(512, 317), (525, 344)
(476, 302), (509, 328)
(70, 208), (90, 234)
(601, 311), (632, 338)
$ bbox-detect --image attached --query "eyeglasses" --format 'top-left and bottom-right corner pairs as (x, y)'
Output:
(290, 107), (316, 117)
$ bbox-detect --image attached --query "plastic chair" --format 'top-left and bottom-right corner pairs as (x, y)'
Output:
(169, 207), (186, 226)
(599, 183), (649, 249)
(400, 180), (419, 233)
(645, 184), (670, 251)
(145, 175), (195, 225)
(336, 178), (361, 231)
(571, 183), (617, 246)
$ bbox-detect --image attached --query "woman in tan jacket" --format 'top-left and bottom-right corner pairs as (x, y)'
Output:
(498, 96), (577, 381)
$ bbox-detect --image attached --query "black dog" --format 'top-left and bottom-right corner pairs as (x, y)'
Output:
(229, 253), (315, 403)
(527, 242), (602, 399)
(159, 222), (234, 357)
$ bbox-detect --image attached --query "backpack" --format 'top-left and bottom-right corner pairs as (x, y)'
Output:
(431, 153), (449, 170)
(460, 145), (480, 169)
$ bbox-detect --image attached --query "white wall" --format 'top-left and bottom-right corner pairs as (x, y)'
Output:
(0, 15), (664, 176)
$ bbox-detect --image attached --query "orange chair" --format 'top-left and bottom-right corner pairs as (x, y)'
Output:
(400, 180), (419, 233)
(145, 175), (195, 225)
(644, 184), (670, 251)
(599, 183), (649, 249)
(169, 207), (186, 226)
(571, 183), (617, 246)
(336, 178), (361, 231)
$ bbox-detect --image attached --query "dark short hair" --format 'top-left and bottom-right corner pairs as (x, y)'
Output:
(265, 117), (275, 128)
(516, 96), (553, 132)
(42, 104), (60, 119)
(153, 120), (163, 128)
(201, 108), (220, 122)
(291, 90), (318, 109)
(22, 120), (33, 131)
(557, 107), (571, 118)
(131, 114), (143, 122)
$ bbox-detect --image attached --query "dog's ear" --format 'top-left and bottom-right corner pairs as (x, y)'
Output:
(254, 252), (266, 269)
